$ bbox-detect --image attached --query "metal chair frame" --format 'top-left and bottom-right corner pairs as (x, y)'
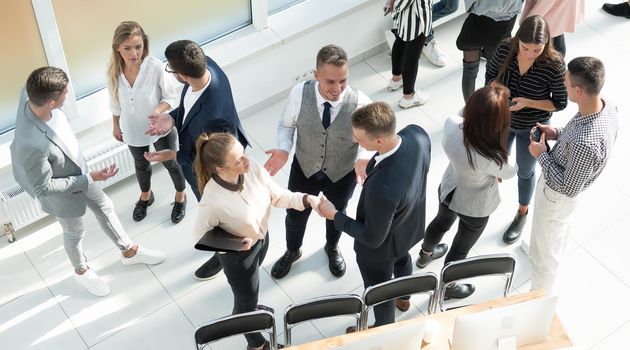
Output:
(194, 309), (277, 350)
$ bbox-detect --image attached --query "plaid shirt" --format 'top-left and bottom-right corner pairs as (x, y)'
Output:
(539, 99), (619, 198)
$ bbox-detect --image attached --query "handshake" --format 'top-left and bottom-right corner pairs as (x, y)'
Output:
(306, 195), (338, 220)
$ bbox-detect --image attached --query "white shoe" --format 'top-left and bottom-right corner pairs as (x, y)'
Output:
(423, 39), (447, 67)
(398, 91), (430, 109)
(121, 246), (166, 266)
(387, 79), (403, 91)
(74, 269), (110, 297)
(520, 239), (530, 255)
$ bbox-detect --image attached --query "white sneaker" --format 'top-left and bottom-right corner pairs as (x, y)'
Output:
(387, 79), (403, 91)
(398, 90), (430, 109)
(423, 39), (447, 67)
(74, 269), (110, 297)
(520, 239), (530, 255)
(121, 246), (166, 266)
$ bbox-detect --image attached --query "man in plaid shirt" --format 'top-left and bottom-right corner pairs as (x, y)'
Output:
(527, 56), (619, 295)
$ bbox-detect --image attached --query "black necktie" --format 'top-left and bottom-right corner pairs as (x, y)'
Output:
(322, 102), (331, 129)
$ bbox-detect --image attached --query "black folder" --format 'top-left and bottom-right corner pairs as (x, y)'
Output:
(195, 226), (243, 252)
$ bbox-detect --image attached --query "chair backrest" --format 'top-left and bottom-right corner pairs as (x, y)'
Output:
(362, 272), (438, 327)
(284, 294), (363, 346)
(194, 310), (276, 350)
(438, 253), (516, 312)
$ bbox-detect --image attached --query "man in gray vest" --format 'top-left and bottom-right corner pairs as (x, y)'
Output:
(264, 44), (371, 279)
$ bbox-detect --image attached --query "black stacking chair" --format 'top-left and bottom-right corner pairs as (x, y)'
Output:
(194, 309), (277, 349)
(362, 272), (439, 328)
(283, 294), (363, 346)
(437, 253), (516, 312)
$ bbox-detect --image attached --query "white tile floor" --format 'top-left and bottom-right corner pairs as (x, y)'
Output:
(1, 2), (629, 349)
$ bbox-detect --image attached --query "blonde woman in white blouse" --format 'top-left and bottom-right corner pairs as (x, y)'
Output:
(107, 21), (187, 224)
(192, 133), (319, 350)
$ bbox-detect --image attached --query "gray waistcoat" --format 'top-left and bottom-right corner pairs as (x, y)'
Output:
(295, 80), (358, 182)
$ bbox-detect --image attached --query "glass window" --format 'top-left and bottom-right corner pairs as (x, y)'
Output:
(0, 2), (48, 134)
(52, 0), (251, 97)
(268, 0), (305, 15)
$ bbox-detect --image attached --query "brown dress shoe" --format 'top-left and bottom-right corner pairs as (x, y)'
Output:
(395, 298), (411, 312)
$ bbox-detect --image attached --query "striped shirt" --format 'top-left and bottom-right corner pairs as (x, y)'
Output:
(485, 40), (568, 129)
(539, 100), (618, 198)
(392, 0), (432, 42)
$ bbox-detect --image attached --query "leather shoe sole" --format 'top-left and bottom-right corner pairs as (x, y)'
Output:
(271, 250), (302, 279)
(194, 255), (223, 280)
(395, 298), (410, 312)
(444, 283), (475, 300)
(416, 243), (448, 269)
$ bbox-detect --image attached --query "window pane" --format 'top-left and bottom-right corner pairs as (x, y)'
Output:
(52, 0), (251, 97)
(0, 2), (47, 134)
(268, 0), (305, 15)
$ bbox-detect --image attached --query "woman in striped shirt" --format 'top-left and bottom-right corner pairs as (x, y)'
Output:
(385, 0), (432, 108)
(485, 15), (567, 245)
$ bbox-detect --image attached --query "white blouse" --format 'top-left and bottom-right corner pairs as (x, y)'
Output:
(109, 56), (178, 147)
(192, 161), (307, 244)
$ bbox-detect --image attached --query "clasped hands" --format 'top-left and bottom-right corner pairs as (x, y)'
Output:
(305, 195), (337, 220)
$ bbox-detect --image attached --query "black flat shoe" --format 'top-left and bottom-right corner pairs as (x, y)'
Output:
(271, 249), (302, 279)
(324, 244), (346, 277)
(194, 254), (223, 280)
(171, 196), (186, 223)
(132, 191), (154, 221)
(444, 283), (475, 300)
(416, 243), (448, 269)
(502, 210), (527, 245)
(603, 2), (630, 18)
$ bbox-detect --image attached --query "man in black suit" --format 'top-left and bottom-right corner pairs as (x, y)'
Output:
(145, 40), (248, 280)
(319, 102), (431, 328)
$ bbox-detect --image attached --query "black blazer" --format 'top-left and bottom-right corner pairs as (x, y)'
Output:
(170, 56), (249, 169)
(334, 125), (431, 262)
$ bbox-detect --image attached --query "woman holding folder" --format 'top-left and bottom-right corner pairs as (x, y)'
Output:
(192, 132), (319, 350)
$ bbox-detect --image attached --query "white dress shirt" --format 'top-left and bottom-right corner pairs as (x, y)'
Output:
(109, 56), (178, 147)
(374, 136), (402, 166)
(46, 109), (86, 176)
(182, 70), (211, 125)
(277, 81), (372, 158)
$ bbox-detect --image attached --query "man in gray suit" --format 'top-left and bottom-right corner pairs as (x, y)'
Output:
(11, 67), (165, 297)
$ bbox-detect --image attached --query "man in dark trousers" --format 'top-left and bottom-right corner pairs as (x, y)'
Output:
(319, 102), (431, 328)
(145, 40), (249, 280)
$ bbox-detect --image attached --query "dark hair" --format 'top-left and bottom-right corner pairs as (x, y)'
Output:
(495, 15), (563, 83)
(316, 44), (348, 69)
(164, 40), (207, 78)
(351, 102), (396, 138)
(567, 57), (605, 95)
(462, 87), (511, 169)
(194, 133), (236, 193)
(26, 67), (69, 107)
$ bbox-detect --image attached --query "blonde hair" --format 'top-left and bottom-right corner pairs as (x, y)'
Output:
(194, 133), (236, 193)
(107, 21), (149, 112)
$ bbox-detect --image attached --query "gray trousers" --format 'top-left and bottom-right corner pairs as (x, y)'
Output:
(56, 183), (133, 272)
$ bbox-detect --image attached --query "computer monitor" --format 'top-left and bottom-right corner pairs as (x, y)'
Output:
(451, 296), (559, 350)
(332, 321), (425, 350)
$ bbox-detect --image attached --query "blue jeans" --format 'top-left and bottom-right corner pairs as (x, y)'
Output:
(425, 0), (459, 43)
(507, 127), (538, 207)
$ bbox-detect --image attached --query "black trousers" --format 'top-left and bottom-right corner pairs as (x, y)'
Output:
(391, 32), (426, 95)
(285, 158), (356, 251)
(127, 131), (186, 193)
(218, 234), (270, 348)
(422, 197), (489, 264)
(357, 253), (413, 326)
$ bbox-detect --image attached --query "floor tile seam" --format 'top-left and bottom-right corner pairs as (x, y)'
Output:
(590, 318), (630, 350)
(578, 240), (630, 291)
(85, 299), (181, 349)
(0, 248), (47, 308)
(582, 20), (630, 56)
(578, 212), (629, 248)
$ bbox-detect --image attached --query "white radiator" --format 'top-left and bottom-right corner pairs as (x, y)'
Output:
(1, 140), (135, 241)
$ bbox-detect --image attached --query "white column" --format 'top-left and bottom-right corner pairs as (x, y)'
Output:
(251, 0), (269, 30)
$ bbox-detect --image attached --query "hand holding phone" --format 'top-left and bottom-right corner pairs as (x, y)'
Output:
(531, 126), (542, 142)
